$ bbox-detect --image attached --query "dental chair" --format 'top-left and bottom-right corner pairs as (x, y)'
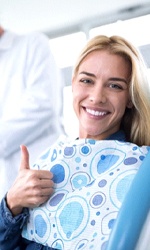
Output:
(106, 149), (150, 250)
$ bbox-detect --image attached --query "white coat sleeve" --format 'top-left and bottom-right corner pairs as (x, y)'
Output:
(0, 32), (64, 158)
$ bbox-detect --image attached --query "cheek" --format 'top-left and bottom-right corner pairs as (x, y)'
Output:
(72, 86), (84, 105)
(111, 94), (128, 114)
(72, 88), (85, 117)
(72, 92), (79, 115)
(118, 100), (129, 116)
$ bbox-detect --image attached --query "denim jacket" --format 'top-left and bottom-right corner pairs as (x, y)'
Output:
(0, 197), (57, 250)
(0, 131), (126, 250)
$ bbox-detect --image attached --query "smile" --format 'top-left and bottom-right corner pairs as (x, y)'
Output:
(86, 108), (107, 116)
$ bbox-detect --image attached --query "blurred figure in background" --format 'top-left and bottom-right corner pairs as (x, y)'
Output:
(0, 25), (65, 200)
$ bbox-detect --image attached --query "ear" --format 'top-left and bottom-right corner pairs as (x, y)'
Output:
(127, 100), (133, 109)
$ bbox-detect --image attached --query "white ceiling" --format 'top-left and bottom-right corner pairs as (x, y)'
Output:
(0, 0), (150, 38)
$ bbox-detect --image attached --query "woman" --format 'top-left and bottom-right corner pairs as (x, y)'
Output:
(1, 35), (150, 250)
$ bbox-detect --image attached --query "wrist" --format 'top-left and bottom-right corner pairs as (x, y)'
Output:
(6, 192), (23, 216)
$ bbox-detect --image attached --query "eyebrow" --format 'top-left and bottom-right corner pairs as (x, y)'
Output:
(79, 71), (128, 84)
(79, 71), (95, 77)
(109, 77), (128, 84)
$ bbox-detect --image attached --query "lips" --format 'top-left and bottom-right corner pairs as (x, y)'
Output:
(86, 108), (108, 117)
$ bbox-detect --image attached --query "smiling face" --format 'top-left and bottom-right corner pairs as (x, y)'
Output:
(72, 50), (132, 140)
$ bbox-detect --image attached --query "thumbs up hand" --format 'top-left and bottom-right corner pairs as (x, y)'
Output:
(19, 144), (30, 170)
(6, 145), (54, 216)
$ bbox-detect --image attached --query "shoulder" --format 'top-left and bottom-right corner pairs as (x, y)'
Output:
(28, 32), (50, 48)
(9, 31), (50, 51)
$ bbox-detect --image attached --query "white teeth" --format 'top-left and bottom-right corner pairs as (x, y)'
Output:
(86, 108), (107, 116)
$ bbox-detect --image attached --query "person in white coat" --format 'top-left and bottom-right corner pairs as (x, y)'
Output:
(0, 26), (65, 200)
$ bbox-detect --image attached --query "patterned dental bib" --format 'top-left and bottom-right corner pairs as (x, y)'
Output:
(22, 137), (149, 250)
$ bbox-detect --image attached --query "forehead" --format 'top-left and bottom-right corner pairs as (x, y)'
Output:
(78, 50), (131, 78)
(81, 50), (128, 65)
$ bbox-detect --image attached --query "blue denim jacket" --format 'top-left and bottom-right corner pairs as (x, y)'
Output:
(0, 197), (57, 250)
(0, 131), (126, 250)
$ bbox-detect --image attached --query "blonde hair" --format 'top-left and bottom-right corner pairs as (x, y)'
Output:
(72, 35), (150, 146)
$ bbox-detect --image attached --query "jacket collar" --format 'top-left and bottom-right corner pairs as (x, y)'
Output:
(106, 130), (126, 142)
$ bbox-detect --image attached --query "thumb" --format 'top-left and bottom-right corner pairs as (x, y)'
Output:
(20, 144), (30, 170)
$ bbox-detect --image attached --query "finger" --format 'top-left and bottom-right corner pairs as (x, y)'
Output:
(40, 187), (54, 197)
(36, 170), (53, 180)
(39, 179), (54, 189)
(28, 194), (53, 208)
(20, 144), (30, 170)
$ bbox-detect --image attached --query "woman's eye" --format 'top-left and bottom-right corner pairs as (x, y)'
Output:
(80, 78), (93, 84)
(109, 83), (123, 90)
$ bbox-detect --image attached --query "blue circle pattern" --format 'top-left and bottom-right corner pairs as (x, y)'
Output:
(22, 137), (149, 250)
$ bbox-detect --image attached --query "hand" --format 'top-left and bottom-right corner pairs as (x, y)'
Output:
(6, 145), (54, 216)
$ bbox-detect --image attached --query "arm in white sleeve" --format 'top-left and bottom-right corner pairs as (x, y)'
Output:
(0, 32), (64, 158)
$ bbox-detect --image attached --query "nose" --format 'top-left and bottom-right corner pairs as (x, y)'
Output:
(89, 85), (107, 104)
